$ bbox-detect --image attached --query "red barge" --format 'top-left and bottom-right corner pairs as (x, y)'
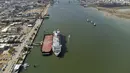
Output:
(41, 34), (53, 56)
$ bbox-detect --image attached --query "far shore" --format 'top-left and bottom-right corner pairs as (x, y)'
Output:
(87, 4), (130, 19)
(95, 6), (130, 19)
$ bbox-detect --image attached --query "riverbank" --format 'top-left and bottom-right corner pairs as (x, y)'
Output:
(2, 3), (50, 73)
(16, 3), (50, 72)
(95, 6), (130, 19)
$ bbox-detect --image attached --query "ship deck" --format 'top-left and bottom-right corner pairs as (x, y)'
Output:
(42, 34), (53, 52)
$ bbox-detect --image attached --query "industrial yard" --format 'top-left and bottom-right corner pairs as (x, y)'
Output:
(0, 0), (49, 73)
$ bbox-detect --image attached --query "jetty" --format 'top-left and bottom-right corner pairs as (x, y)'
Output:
(32, 41), (42, 46)
(94, 23), (96, 26)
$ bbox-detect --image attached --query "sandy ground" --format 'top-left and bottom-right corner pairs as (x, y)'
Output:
(23, 7), (45, 14)
(0, 50), (11, 69)
(96, 7), (130, 19)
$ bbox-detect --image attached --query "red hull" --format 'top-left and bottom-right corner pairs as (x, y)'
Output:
(42, 34), (53, 55)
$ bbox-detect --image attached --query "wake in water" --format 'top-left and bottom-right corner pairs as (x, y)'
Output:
(68, 34), (71, 43)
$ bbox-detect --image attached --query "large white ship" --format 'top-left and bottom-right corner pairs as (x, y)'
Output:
(52, 29), (62, 56)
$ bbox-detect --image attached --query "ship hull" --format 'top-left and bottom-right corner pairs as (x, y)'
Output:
(41, 34), (53, 56)
(52, 30), (62, 57)
(52, 47), (61, 56)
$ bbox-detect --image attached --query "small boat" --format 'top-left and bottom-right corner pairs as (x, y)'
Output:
(94, 23), (96, 26)
(43, 14), (50, 19)
(33, 64), (37, 68)
(68, 35), (70, 38)
(87, 19), (89, 22)
(34, 65), (36, 68)
(23, 63), (29, 69)
(52, 29), (62, 56)
(45, 14), (50, 16)
(90, 21), (93, 23)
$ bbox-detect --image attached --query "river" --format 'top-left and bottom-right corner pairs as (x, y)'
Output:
(21, 0), (130, 73)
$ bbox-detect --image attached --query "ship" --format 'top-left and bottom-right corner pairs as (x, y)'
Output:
(94, 23), (96, 26)
(83, 4), (88, 7)
(90, 20), (93, 23)
(41, 34), (53, 56)
(52, 30), (62, 56)
(87, 19), (89, 22)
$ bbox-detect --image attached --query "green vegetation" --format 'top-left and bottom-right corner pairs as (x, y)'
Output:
(35, 28), (37, 31)
(29, 37), (32, 40)
(8, 48), (15, 54)
(18, 57), (23, 61)
(23, 47), (28, 52)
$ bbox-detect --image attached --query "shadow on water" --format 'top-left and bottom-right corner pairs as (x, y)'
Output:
(58, 34), (68, 58)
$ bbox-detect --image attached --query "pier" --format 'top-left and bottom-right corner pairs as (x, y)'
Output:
(32, 42), (42, 46)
